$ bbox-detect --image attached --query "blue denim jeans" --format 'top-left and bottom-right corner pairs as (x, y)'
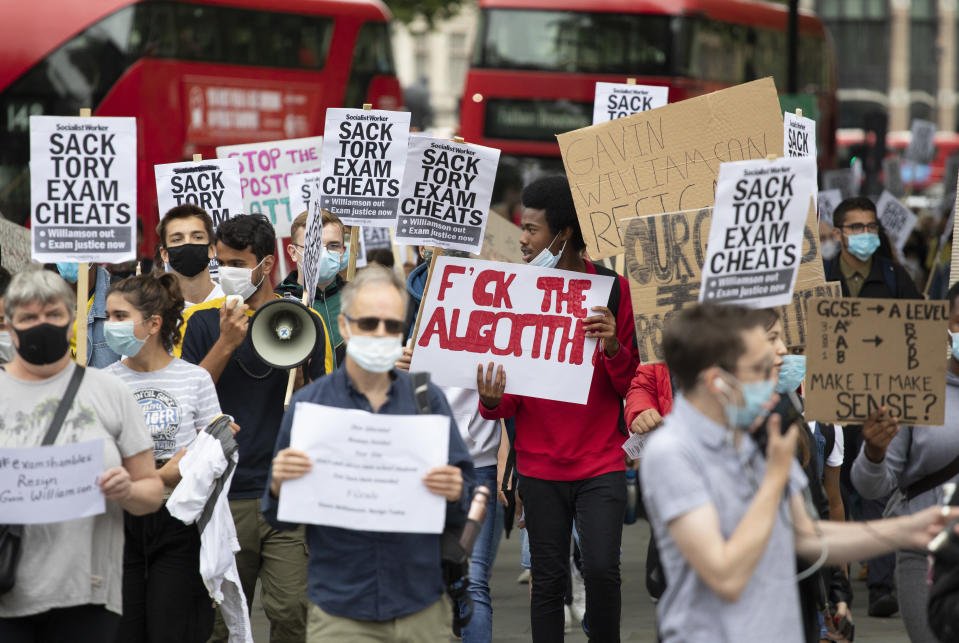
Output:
(461, 465), (504, 643)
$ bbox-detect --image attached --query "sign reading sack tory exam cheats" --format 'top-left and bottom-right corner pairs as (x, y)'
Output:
(409, 257), (614, 405)
(805, 298), (947, 425)
(319, 108), (411, 227)
(154, 158), (243, 227)
(0, 439), (104, 524)
(699, 156), (817, 308)
(592, 83), (668, 125)
(394, 137), (500, 254)
(783, 111), (816, 159)
(29, 115), (137, 263)
(278, 403), (449, 534)
(558, 77), (784, 260)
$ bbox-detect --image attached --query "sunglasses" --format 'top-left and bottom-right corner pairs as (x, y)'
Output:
(344, 315), (404, 334)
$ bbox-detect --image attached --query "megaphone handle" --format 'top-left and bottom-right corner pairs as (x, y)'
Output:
(283, 367), (297, 410)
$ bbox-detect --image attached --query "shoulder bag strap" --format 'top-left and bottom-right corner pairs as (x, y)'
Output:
(905, 453), (959, 501)
(42, 365), (86, 446)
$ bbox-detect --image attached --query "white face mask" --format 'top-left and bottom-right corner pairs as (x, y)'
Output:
(219, 258), (265, 301)
(345, 331), (404, 373)
(529, 233), (566, 269)
(0, 331), (15, 363)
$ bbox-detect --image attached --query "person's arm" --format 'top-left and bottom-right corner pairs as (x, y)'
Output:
(100, 449), (164, 515)
(850, 408), (907, 500)
(587, 278), (639, 397)
(197, 301), (249, 383)
(824, 465), (846, 523)
(262, 397), (305, 531)
(476, 362), (520, 420)
(422, 386), (474, 526)
(624, 365), (660, 428)
(496, 421), (510, 506)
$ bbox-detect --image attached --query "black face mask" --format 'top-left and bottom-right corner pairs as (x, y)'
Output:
(167, 243), (210, 278)
(13, 322), (71, 365)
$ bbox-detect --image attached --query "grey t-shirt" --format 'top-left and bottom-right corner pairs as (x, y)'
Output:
(0, 362), (153, 617)
(641, 395), (809, 643)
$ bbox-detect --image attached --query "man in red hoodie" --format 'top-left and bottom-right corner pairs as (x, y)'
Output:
(477, 175), (638, 642)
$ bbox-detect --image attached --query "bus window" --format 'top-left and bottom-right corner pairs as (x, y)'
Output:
(345, 21), (398, 109)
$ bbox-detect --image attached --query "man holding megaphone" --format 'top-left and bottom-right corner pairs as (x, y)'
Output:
(178, 214), (334, 643)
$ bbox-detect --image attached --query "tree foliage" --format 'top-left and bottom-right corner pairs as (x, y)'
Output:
(387, 0), (466, 27)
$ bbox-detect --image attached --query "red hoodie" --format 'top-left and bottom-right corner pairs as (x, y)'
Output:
(479, 262), (639, 481)
(624, 363), (674, 427)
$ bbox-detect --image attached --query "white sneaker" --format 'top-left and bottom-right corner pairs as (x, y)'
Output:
(564, 605), (573, 633)
(570, 563), (586, 622)
(517, 569), (531, 584)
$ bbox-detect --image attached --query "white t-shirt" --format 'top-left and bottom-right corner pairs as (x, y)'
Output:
(104, 358), (221, 460)
(807, 421), (844, 468)
(184, 282), (224, 309)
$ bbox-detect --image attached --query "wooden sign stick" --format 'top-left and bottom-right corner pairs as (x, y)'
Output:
(75, 107), (92, 365)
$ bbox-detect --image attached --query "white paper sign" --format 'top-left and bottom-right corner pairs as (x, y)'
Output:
(0, 439), (104, 524)
(876, 190), (918, 251)
(216, 136), (323, 237)
(394, 137), (500, 254)
(783, 112), (817, 159)
(287, 171), (323, 223)
(908, 119), (937, 163)
(409, 256), (614, 404)
(29, 116), (137, 263)
(300, 199), (325, 300)
(277, 403), (449, 533)
(822, 168), (857, 199)
(154, 158), (243, 228)
(318, 108), (411, 227)
(818, 189), (842, 224)
(699, 156), (818, 308)
(592, 83), (669, 124)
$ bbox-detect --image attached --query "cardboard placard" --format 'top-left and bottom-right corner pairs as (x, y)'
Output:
(0, 212), (31, 273)
(805, 297), (947, 425)
(318, 108), (411, 227)
(477, 213), (524, 263)
(882, 157), (905, 198)
(621, 207), (826, 363)
(215, 136), (323, 237)
(907, 119), (937, 163)
(29, 115), (137, 263)
(774, 281), (843, 348)
(592, 83), (669, 125)
(699, 156), (817, 308)
(875, 190), (918, 252)
(408, 256), (614, 404)
(950, 188), (959, 287)
(818, 189), (842, 225)
(394, 136), (501, 254)
(822, 168), (857, 199)
(783, 111), (816, 159)
(557, 77), (784, 260)
(287, 171), (323, 222)
(154, 158), (243, 228)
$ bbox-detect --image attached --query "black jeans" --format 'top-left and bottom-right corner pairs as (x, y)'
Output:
(0, 604), (120, 642)
(519, 471), (626, 643)
(115, 506), (214, 643)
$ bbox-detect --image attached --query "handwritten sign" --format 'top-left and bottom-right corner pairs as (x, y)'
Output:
(907, 119), (937, 163)
(318, 108), (411, 227)
(155, 158), (243, 228)
(0, 439), (104, 524)
(774, 281), (843, 348)
(557, 77), (784, 260)
(883, 157), (905, 198)
(875, 190), (918, 252)
(29, 115), (137, 263)
(216, 136), (323, 237)
(395, 136), (500, 254)
(818, 189), (843, 224)
(592, 83), (669, 124)
(806, 298), (947, 424)
(477, 213), (524, 263)
(409, 256), (614, 404)
(784, 112), (816, 159)
(699, 156), (817, 307)
(278, 403), (449, 534)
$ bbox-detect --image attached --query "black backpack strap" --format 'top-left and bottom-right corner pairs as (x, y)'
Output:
(410, 372), (432, 415)
(43, 366), (85, 446)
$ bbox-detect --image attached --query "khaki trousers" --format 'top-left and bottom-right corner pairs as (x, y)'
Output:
(306, 597), (449, 643)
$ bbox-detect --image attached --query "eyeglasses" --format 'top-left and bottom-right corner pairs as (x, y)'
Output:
(291, 242), (344, 253)
(344, 315), (404, 334)
(841, 222), (880, 234)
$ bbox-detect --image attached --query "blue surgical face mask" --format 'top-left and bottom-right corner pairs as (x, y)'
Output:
(104, 320), (147, 357)
(951, 331), (959, 362)
(847, 232), (880, 261)
(775, 354), (807, 394)
(719, 375), (777, 428)
(529, 234), (566, 269)
(56, 262), (79, 284)
(317, 247), (344, 283)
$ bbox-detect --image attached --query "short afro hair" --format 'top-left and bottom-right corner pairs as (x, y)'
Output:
(215, 214), (276, 262)
(521, 175), (586, 252)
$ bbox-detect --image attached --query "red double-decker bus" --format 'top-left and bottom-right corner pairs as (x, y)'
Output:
(460, 0), (837, 184)
(0, 0), (402, 250)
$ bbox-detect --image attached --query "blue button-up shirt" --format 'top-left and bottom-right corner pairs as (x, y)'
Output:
(262, 367), (475, 621)
(87, 265), (119, 368)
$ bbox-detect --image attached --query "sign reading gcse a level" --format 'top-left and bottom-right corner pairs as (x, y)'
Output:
(319, 108), (411, 227)
(592, 83), (668, 124)
(805, 298), (947, 425)
(154, 158), (243, 227)
(30, 115), (137, 263)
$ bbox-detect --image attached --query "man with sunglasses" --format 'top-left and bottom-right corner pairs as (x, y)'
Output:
(264, 265), (474, 642)
(825, 196), (920, 617)
(277, 209), (349, 366)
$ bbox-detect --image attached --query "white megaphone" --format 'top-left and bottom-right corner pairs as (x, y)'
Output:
(248, 297), (322, 369)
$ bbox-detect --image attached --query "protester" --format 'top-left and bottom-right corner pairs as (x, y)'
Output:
(103, 273), (224, 642)
(179, 214), (333, 642)
(404, 245), (435, 341)
(0, 266), (13, 364)
(640, 303), (954, 642)
(477, 175), (638, 641)
(928, 488), (959, 640)
(366, 248), (395, 270)
(156, 204), (222, 308)
(276, 209), (348, 365)
(849, 281), (959, 642)
(61, 262), (121, 367)
(0, 269), (163, 641)
(263, 265), (474, 642)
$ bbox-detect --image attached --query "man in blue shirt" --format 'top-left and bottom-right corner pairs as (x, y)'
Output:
(264, 265), (474, 642)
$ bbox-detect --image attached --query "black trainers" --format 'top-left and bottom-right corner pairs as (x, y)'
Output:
(868, 592), (899, 618)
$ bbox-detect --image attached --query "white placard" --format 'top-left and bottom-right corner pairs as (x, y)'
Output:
(409, 256), (614, 404)
(822, 168), (857, 199)
(698, 156), (818, 308)
(592, 82), (669, 124)
(784, 112), (817, 159)
(318, 108), (411, 227)
(394, 137), (500, 255)
(216, 136), (323, 237)
(300, 199), (325, 300)
(277, 403), (449, 533)
(154, 158), (243, 228)
(29, 116), (137, 263)
(287, 171), (323, 223)
(876, 190), (918, 252)
(818, 189), (842, 224)
(0, 439), (104, 524)
(908, 119), (937, 163)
